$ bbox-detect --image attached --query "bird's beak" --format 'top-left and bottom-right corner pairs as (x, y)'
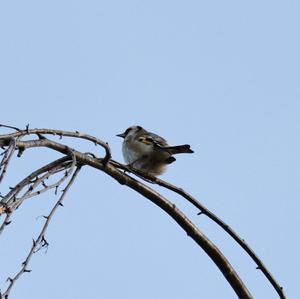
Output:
(116, 132), (126, 138)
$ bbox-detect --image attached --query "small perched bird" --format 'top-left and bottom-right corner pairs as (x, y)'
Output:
(117, 125), (194, 176)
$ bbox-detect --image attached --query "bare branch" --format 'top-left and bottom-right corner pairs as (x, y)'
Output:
(0, 157), (72, 236)
(0, 125), (285, 299)
(0, 134), (253, 297)
(1, 163), (81, 298)
(0, 138), (17, 184)
(9, 151), (77, 211)
(0, 124), (22, 132)
(109, 160), (286, 299)
(0, 127), (111, 162)
(0, 212), (12, 236)
(152, 178), (286, 299)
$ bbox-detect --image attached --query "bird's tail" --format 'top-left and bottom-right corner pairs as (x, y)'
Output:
(162, 144), (194, 155)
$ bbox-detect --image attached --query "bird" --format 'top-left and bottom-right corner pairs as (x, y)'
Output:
(116, 125), (193, 176)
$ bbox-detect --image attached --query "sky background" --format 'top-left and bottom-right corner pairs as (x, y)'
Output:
(0, 0), (299, 298)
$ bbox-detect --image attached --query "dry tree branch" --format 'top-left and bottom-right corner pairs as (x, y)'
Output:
(0, 131), (253, 298)
(0, 138), (17, 184)
(0, 126), (285, 298)
(109, 161), (286, 299)
(9, 154), (76, 212)
(1, 162), (81, 299)
(154, 178), (285, 299)
(0, 157), (72, 236)
(0, 126), (111, 163)
(2, 134), (254, 297)
(0, 213), (12, 236)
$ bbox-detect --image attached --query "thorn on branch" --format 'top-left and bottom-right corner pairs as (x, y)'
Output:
(36, 133), (46, 140)
(42, 181), (48, 188)
(41, 236), (49, 247)
(6, 277), (13, 283)
(197, 211), (204, 215)
(43, 215), (49, 220)
(58, 202), (64, 207)
(5, 221), (11, 226)
(23, 269), (32, 273)
(25, 124), (30, 133)
(17, 147), (25, 157)
(32, 239), (36, 246)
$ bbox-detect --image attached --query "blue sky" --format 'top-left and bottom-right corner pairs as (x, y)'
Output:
(0, 1), (299, 298)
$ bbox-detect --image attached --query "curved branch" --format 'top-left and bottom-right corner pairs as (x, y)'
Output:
(0, 127), (285, 298)
(1, 156), (71, 206)
(110, 160), (286, 299)
(0, 136), (253, 298)
(0, 157), (72, 236)
(153, 178), (286, 299)
(0, 127), (111, 163)
(103, 164), (253, 298)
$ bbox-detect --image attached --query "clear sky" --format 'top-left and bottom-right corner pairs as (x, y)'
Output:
(0, 1), (299, 298)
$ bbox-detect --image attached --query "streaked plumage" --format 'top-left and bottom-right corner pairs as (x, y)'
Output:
(117, 126), (193, 176)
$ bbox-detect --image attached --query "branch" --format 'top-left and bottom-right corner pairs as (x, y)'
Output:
(154, 178), (286, 299)
(110, 160), (286, 299)
(0, 127), (111, 163)
(0, 157), (72, 236)
(1, 163), (81, 298)
(0, 138), (17, 184)
(0, 125), (285, 298)
(0, 134), (253, 297)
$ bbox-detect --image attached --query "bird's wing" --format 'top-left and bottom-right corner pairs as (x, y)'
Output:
(137, 132), (168, 147)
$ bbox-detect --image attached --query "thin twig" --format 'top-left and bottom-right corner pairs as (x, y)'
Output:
(1, 162), (81, 298)
(0, 212), (12, 236)
(0, 124), (22, 132)
(0, 157), (72, 237)
(0, 138), (17, 184)
(1, 157), (71, 206)
(10, 155), (76, 211)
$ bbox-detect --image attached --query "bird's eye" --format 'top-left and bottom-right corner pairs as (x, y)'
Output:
(136, 126), (142, 131)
